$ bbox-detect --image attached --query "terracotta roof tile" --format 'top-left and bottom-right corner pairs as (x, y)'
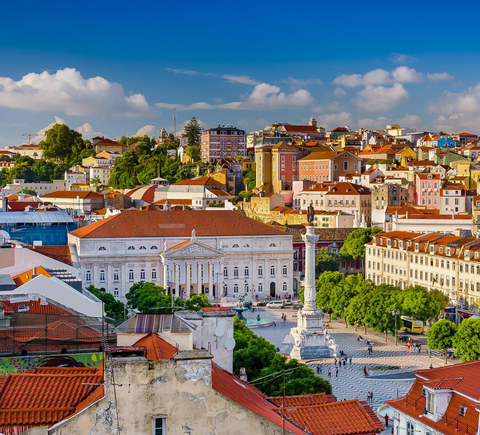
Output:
(268, 392), (335, 407)
(133, 333), (177, 360)
(41, 190), (103, 199)
(173, 176), (224, 186)
(1, 300), (71, 316)
(69, 210), (288, 239)
(27, 245), (72, 266)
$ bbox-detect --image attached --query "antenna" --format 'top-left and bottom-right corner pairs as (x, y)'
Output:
(21, 133), (32, 145)
(173, 107), (177, 137)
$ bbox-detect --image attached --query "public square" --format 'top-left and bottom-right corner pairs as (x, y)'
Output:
(243, 307), (449, 432)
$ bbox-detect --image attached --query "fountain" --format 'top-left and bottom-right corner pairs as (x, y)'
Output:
(231, 295), (272, 328)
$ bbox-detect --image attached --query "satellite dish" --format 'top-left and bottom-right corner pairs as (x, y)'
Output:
(215, 324), (225, 337)
(225, 337), (236, 351)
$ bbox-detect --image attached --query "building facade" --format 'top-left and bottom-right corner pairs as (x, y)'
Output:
(200, 125), (246, 163)
(68, 210), (294, 302)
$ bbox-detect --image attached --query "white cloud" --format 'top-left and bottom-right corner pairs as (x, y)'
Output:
(166, 68), (260, 85)
(429, 84), (480, 131)
(353, 84), (409, 112)
(312, 101), (345, 113)
(33, 116), (66, 142)
(427, 72), (454, 81)
(334, 67), (423, 88)
(157, 82), (314, 111)
(75, 122), (103, 139)
(0, 68), (150, 117)
(357, 114), (421, 129)
(389, 53), (417, 64)
(135, 125), (157, 136)
(334, 87), (347, 98)
(282, 77), (323, 89)
(222, 75), (259, 85)
(318, 112), (353, 129)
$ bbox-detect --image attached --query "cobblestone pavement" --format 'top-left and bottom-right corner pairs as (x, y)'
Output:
(242, 307), (448, 433)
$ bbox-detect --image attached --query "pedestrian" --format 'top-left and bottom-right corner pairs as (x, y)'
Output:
(328, 367), (332, 377)
(349, 356), (353, 365)
(334, 358), (337, 367)
(419, 344), (422, 353)
(273, 320), (276, 327)
(384, 414), (389, 428)
(367, 392), (370, 402)
(316, 364), (320, 374)
(335, 368), (339, 377)
(343, 359), (346, 367)
(363, 366), (367, 377)
(407, 342), (411, 353)
(371, 391), (374, 403)
(369, 366), (373, 377)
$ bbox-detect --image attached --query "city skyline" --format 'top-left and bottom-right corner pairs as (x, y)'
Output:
(1, 0), (480, 147)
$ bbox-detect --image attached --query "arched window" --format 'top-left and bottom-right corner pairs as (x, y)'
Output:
(113, 270), (119, 282)
(223, 267), (228, 278)
(283, 265), (288, 276)
(244, 266), (249, 278)
(151, 246), (158, 250)
(270, 265), (275, 277)
(232, 244), (239, 248)
(233, 284), (239, 293)
(139, 246), (146, 250)
(258, 283), (263, 293)
(127, 246), (135, 250)
(223, 284), (228, 296)
(283, 282), (288, 292)
(113, 288), (119, 298)
(129, 270), (134, 281)
(152, 269), (157, 281)
(258, 266), (263, 277)
(85, 270), (92, 283)
(99, 270), (105, 283)
(234, 267), (239, 278)
(140, 269), (146, 280)
(269, 243), (276, 247)
(99, 246), (106, 251)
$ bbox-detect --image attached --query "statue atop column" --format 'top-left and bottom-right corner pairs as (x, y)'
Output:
(307, 202), (315, 225)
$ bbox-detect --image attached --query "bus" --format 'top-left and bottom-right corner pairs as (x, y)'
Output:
(400, 316), (424, 334)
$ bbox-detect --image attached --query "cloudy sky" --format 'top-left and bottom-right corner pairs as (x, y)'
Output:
(0, 0), (479, 148)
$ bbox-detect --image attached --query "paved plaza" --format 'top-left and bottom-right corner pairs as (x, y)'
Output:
(243, 307), (450, 433)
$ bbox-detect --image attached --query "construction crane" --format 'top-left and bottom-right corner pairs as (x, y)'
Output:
(21, 133), (32, 145)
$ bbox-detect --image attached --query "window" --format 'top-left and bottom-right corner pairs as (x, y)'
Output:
(100, 270), (105, 283)
(151, 246), (158, 250)
(426, 392), (434, 413)
(270, 266), (275, 277)
(140, 269), (146, 280)
(99, 246), (106, 251)
(113, 270), (119, 282)
(406, 422), (415, 435)
(86, 270), (92, 283)
(283, 265), (288, 276)
(244, 266), (249, 278)
(154, 417), (165, 435)
(233, 284), (239, 293)
(152, 269), (157, 281)
(113, 288), (119, 298)
(232, 244), (239, 248)
(258, 266), (263, 277)
(269, 243), (277, 247)
(129, 269), (134, 281)
(139, 246), (146, 250)
(223, 267), (228, 279)
(234, 267), (239, 278)
(127, 246), (135, 250)
(283, 282), (287, 292)
(258, 283), (263, 292)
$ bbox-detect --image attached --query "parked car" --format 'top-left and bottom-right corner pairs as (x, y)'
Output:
(256, 301), (267, 307)
(266, 301), (285, 309)
(292, 303), (303, 309)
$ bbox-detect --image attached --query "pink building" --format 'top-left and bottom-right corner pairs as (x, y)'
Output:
(200, 125), (246, 163)
(324, 182), (372, 225)
(415, 173), (441, 209)
(298, 150), (361, 183)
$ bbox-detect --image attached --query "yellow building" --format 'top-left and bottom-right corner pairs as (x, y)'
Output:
(395, 147), (417, 167)
(69, 183), (91, 191)
(255, 146), (273, 192)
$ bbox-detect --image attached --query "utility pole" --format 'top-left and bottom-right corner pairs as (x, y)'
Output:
(21, 133), (32, 145)
(282, 372), (286, 435)
(173, 107), (177, 137)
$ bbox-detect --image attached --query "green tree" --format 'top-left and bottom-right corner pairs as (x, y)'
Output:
(346, 291), (372, 334)
(402, 286), (440, 322)
(365, 285), (404, 341)
(340, 227), (383, 260)
(315, 248), (340, 276)
(426, 319), (458, 363)
(243, 168), (256, 191)
(126, 281), (182, 313)
(39, 123), (86, 163)
(184, 116), (203, 148)
(314, 271), (345, 315)
(86, 285), (126, 319)
(183, 293), (212, 311)
(429, 289), (450, 315)
(90, 177), (101, 190)
(18, 188), (37, 196)
(453, 319), (480, 362)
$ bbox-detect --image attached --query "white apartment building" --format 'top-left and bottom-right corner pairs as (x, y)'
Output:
(88, 166), (111, 185)
(1, 179), (66, 195)
(65, 170), (87, 188)
(365, 230), (480, 308)
(68, 209), (294, 303)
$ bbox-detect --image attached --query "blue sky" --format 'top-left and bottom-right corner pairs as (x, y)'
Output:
(1, 0), (479, 147)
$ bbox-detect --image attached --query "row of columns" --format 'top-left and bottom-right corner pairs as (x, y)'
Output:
(162, 261), (222, 300)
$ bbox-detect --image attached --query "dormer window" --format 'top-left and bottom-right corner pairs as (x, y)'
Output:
(426, 391), (434, 414)
(387, 240), (392, 247)
(415, 243), (419, 251)
(440, 247), (443, 254)
(430, 246), (434, 254)
(446, 247), (451, 256)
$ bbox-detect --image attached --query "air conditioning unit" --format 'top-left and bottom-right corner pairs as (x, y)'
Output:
(460, 405), (467, 416)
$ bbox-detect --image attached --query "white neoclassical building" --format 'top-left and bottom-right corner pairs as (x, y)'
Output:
(68, 209), (294, 303)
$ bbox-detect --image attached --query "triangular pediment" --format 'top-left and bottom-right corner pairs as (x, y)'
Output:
(161, 240), (224, 258)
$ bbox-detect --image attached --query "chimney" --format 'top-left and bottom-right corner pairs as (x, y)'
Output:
(239, 367), (248, 382)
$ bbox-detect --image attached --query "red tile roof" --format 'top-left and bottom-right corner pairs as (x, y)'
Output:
(124, 185), (156, 202)
(69, 210), (287, 239)
(27, 245), (73, 266)
(280, 399), (383, 435)
(41, 190), (103, 199)
(1, 300), (71, 316)
(173, 176), (224, 186)
(283, 125), (319, 133)
(268, 392), (335, 407)
(133, 333), (177, 360)
(0, 366), (103, 433)
(325, 182), (370, 195)
(211, 364), (306, 435)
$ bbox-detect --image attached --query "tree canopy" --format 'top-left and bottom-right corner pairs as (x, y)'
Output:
(39, 123), (87, 163)
(340, 227), (383, 260)
(426, 319), (457, 363)
(184, 117), (203, 162)
(315, 248), (340, 276)
(365, 285), (403, 336)
(86, 285), (125, 319)
(402, 286), (440, 322)
(453, 319), (480, 362)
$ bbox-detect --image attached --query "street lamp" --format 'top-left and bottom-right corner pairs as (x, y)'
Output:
(392, 309), (400, 345)
(244, 280), (248, 297)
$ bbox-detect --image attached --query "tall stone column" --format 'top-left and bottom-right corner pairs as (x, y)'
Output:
(208, 263), (213, 301)
(197, 263), (203, 293)
(163, 264), (168, 289)
(186, 263), (191, 299)
(174, 263), (179, 296)
(302, 224), (319, 312)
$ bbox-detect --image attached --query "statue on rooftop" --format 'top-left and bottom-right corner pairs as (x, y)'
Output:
(307, 202), (315, 224)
